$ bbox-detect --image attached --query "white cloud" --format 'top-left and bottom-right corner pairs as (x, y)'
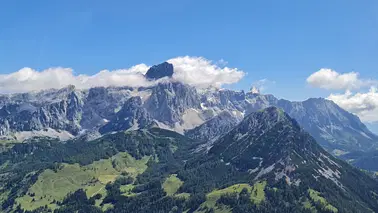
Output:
(0, 56), (246, 93)
(0, 64), (151, 93)
(168, 56), (245, 88)
(306, 68), (376, 90)
(307, 68), (378, 122)
(250, 79), (275, 93)
(77, 64), (151, 88)
(327, 87), (378, 122)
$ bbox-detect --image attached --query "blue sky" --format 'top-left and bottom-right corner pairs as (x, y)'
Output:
(0, 0), (377, 102)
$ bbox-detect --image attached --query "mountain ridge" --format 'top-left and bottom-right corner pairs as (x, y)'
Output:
(1, 108), (378, 212)
(0, 62), (376, 154)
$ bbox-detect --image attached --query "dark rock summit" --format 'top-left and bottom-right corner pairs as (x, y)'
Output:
(145, 62), (174, 80)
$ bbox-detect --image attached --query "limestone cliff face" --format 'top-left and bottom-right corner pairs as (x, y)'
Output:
(0, 62), (376, 154)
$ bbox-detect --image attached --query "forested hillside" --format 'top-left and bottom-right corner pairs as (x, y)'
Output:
(0, 108), (378, 213)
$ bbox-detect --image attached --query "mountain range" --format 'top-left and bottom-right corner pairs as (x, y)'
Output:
(1, 107), (378, 212)
(0, 62), (377, 156)
(0, 62), (378, 212)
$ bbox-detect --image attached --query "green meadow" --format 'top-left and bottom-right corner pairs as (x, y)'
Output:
(16, 152), (150, 211)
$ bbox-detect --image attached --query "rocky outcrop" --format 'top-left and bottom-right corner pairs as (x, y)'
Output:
(145, 62), (174, 80)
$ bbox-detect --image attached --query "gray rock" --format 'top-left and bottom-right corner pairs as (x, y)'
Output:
(99, 96), (156, 134)
(0, 73), (376, 154)
(145, 62), (174, 80)
(185, 110), (240, 142)
(144, 82), (201, 125)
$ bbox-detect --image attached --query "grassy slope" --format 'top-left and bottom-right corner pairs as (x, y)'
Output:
(161, 174), (191, 200)
(120, 184), (137, 197)
(250, 181), (266, 205)
(163, 174), (184, 196)
(16, 152), (150, 211)
(195, 181), (267, 213)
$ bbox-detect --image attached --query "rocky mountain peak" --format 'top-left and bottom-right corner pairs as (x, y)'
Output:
(0, 81), (376, 154)
(209, 107), (346, 189)
(145, 62), (174, 80)
(239, 106), (293, 132)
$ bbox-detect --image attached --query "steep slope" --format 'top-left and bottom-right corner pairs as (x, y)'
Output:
(197, 107), (378, 213)
(0, 86), (137, 140)
(274, 98), (378, 153)
(99, 97), (156, 134)
(185, 110), (241, 142)
(144, 82), (201, 126)
(0, 86), (84, 138)
(210, 107), (341, 180)
(199, 88), (378, 153)
(340, 150), (378, 171)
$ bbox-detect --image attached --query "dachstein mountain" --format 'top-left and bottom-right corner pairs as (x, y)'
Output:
(0, 62), (377, 154)
(1, 107), (378, 213)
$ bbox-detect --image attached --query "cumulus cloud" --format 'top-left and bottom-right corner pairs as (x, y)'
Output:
(77, 64), (151, 88)
(0, 65), (151, 93)
(306, 68), (376, 90)
(328, 87), (378, 122)
(0, 56), (245, 93)
(168, 56), (245, 88)
(306, 68), (378, 122)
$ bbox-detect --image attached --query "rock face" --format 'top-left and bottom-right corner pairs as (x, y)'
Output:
(0, 87), (84, 136)
(0, 67), (376, 153)
(211, 92), (378, 153)
(145, 62), (174, 80)
(80, 86), (133, 129)
(144, 82), (201, 125)
(0, 86), (132, 140)
(275, 98), (378, 153)
(99, 96), (156, 134)
(198, 89), (378, 153)
(185, 110), (240, 142)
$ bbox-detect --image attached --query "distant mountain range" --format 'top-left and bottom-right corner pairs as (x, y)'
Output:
(0, 62), (377, 156)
